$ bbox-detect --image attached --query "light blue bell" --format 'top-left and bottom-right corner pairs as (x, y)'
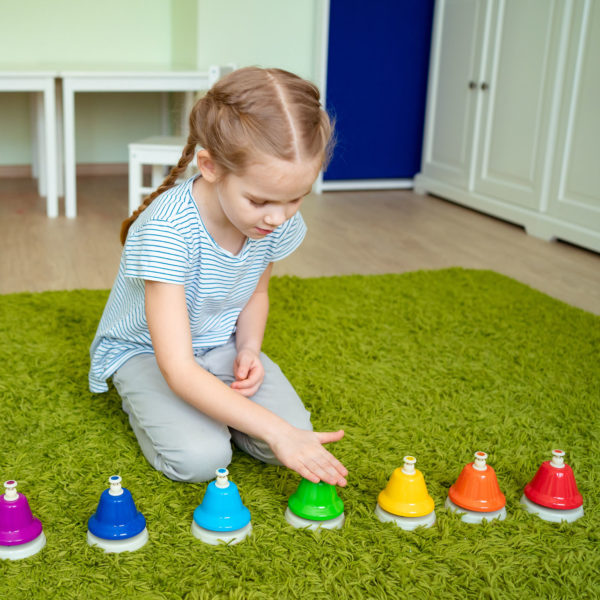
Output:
(191, 468), (252, 545)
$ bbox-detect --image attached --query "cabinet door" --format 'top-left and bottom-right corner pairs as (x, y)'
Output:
(473, 0), (567, 209)
(420, 0), (488, 189)
(547, 0), (600, 233)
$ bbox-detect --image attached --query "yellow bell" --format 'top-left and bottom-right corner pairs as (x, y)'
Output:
(375, 456), (436, 530)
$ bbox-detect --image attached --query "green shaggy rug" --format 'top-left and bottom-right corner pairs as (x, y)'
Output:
(0, 269), (598, 599)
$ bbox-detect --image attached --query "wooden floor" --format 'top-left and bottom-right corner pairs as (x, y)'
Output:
(1, 175), (599, 315)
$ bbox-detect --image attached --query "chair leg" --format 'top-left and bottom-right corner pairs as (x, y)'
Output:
(129, 152), (142, 216)
(151, 164), (165, 188)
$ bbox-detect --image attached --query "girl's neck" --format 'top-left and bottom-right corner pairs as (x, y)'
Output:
(192, 176), (247, 255)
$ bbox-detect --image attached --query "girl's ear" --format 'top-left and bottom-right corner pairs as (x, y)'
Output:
(196, 149), (220, 182)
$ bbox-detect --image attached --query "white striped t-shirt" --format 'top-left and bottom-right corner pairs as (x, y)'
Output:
(89, 174), (306, 393)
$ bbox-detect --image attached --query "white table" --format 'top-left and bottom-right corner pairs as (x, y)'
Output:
(0, 71), (58, 217)
(60, 66), (227, 218)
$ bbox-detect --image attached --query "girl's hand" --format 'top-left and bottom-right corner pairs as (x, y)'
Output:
(269, 427), (348, 487)
(231, 348), (265, 397)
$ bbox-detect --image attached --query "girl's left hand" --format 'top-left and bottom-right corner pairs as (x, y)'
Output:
(231, 349), (265, 397)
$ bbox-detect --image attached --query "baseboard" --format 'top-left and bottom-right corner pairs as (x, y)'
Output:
(76, 163), (129, 176)
(414, 173), (600, 254)
(319, 179), (414, 192)
(0, 163), (128, 177)
(0, 165), (33, 177)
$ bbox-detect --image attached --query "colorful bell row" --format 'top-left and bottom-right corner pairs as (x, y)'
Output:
(0, 449), (584, 558)
(0, 467), (345, 558)
(376, 449), (584, 529)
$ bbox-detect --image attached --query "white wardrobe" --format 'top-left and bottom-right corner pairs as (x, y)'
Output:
(414, 0), (600, 253)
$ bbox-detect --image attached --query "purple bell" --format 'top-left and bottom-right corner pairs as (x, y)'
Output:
(0, 480), (46, 560)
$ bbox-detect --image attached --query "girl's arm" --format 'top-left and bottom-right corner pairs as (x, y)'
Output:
(236, 262), (271, 355)
(230, 263), (272, 397)
(145, 278), (347, 486)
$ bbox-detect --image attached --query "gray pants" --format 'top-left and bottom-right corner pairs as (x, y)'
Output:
(112, 337), (312, 482)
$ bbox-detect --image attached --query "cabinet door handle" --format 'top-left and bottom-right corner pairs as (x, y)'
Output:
(468, 81), (477, 89)
(481, 82), (489, 91)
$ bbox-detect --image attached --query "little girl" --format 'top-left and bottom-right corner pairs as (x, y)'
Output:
(89, 67), (347, 487)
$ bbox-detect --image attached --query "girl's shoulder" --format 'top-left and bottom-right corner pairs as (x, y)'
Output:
(260, 211), (306, 262)
(272, 211), (306, 240)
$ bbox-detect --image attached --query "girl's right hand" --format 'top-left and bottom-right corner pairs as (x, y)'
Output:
(269, 427), (348, 487)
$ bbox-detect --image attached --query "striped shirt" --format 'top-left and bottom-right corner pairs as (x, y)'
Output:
(89, 174), (306, 393)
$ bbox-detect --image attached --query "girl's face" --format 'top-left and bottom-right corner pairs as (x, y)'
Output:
(215, 154), (321, 240)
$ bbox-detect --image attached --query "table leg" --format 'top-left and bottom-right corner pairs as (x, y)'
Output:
(55, 78), (64, 198)
(128, 148), (142, 217)
(181, 91), (194, 136)
(62, 81), (77, 218)
(160, 92), (169, 135)
(37, 93), (47, 198)
(31, 93), (40, 183)
(43, 82), (58, 218)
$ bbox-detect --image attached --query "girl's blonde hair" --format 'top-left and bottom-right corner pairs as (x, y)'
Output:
(120, 67), (333, 245)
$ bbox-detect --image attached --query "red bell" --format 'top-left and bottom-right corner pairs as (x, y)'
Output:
(521, 450), (584, 522)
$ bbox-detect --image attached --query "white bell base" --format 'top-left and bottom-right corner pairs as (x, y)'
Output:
(520, 494), (584, 523)
(0, 531), (46, 560)
(375, 503), (436, 530)
(87, 528), (148, 553)
(191, 520), (252, 545)
(284, 507), (345, 530)
(445, 497), (506, 524)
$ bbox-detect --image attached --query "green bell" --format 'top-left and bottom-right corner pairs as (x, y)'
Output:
(285, 479), (345, 530)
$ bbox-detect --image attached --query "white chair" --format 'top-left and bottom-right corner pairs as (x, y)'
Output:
(127, 136), (189, 215)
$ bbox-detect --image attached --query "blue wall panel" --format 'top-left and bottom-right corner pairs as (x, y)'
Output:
(324, 0), (434, 181)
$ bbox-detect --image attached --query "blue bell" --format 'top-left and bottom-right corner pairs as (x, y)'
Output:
(87, 475), (148, 553)
(191, 468), (252, 545)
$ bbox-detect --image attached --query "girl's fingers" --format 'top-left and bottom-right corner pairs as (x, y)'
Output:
(319, 450), (348, 484)
(231, 379), (251, 389)
(275, 429), (348, 486)
(324, 452), (348, 477)
(234, 363), (263, 384)
(315, 430), (345, 445)
(234, 360), (249, 380)
(231, 372), (262, 391)
(313, 431), (348, 481)
(297, 464), (320, 484)
(304, 455), (347, 487)
(231, 379), (257, 392)
(234, 385), (260, 398)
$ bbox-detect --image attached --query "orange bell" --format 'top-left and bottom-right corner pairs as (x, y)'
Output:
(446, 452), (506, 523)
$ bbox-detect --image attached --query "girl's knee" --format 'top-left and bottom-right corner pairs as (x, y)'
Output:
(230, 430), (281, 466)
(289, 406), (313, 432)
(159, 442), (233, 483)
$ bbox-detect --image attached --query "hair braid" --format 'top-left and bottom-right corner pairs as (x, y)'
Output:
(119, 138), (197, 245)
